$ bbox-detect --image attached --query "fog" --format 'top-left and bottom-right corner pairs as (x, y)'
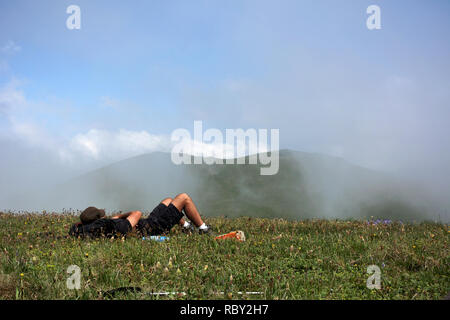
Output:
(1, 1), (449, 221)
(1, 147), (448, 223)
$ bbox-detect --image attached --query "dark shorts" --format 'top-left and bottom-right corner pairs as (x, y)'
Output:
(137, 203), (183, 236)
(111, 218), (132, 236)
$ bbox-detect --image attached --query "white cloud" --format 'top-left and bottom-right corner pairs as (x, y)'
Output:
(10, 121), (52, 147)
(1, 80), (268, 170)
(1, 40), (21, 54)
(0, 79), (55, 149)
(60, 127), (266, 166)
(99, 96), (120, 109)
(0, 79), (26, 114)
(63, 129), (171, 163)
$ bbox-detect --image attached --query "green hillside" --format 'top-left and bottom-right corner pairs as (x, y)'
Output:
(0, 213), (448, 300)
(46, 150), (430, 221)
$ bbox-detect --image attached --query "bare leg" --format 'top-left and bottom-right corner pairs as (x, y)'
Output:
(160, 198), (173, 206)
(170, 193), (204, 227)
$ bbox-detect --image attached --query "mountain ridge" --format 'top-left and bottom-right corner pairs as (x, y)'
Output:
(47, 149), (429, 221)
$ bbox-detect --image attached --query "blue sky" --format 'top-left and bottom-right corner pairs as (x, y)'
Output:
(1, 0), (450, 185)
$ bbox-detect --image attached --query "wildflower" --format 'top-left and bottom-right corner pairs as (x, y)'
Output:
(204, 265), (208, 271)
(20, 273), (24, 277)
(412, 245), (416, 249)
(85, 253), (89, 257)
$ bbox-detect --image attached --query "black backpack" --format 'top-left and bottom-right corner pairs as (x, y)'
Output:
(69, 219), (116, 239)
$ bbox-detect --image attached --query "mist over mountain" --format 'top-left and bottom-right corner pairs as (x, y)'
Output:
(14, 149), (442, 222)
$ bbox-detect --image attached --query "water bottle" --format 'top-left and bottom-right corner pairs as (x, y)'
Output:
(142, 236), (169, 242)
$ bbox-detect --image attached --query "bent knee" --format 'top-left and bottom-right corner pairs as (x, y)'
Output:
(176, 193), (191, 201)
(161, 197), (173, 205)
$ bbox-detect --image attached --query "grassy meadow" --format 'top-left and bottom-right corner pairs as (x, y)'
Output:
(0, 212), (448, 300)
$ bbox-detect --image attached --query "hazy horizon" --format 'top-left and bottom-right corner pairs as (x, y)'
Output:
(1, 1), (449, 221)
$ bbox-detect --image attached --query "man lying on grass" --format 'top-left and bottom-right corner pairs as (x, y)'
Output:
(69, 193), (213, 238)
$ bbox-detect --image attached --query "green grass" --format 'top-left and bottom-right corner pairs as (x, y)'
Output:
(0, 212), (448, 300)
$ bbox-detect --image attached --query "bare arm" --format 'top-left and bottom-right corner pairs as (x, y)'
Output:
(111, 210), (142, 228)
(126, 210), (142, 228)
(111, 212), (131, 219)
